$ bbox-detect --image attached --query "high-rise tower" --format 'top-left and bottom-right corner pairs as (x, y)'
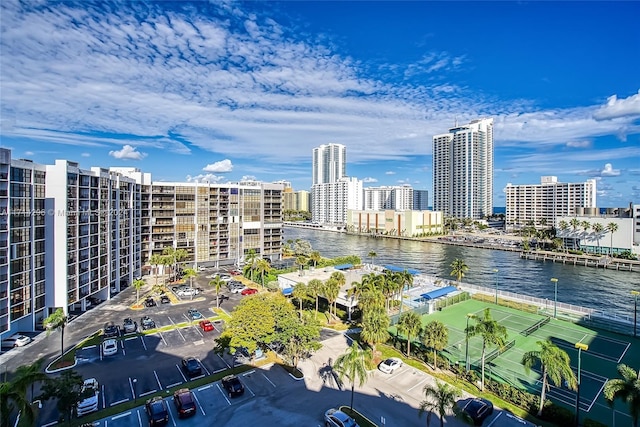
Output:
(312, 143), (346, 185)
(432, 118), (493, 219)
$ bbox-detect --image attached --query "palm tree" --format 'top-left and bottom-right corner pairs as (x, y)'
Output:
(159, 254), (173, 285)
(521, 340), (576, 416)
(5, 358), (48, 426)
(132, 278), (145, 304)
(209, 275), (225, 308)
(558, 220), (570, 252)
(44, 308), (68, 358)
(255, 259), (271, 288)
(149, 254), (164, 287)
(0, 381), (33, 427)
(592, 223), (605, 255)
(397, 269), (414, 314)
(182, 268), (198, 299)
(295, 255), (307, 273)
(307, 279), (323, 319)
(292, 282), (308, 315)
(360, 304), (390, 355)
(368, 251), (377, 266)
(323, 278), (340, 322)
(607, 222), (619, 255)
(420, 380), (461, 427)
(449, 258), (468, 285)
(604, 364), (640, 427)
(421, 321), (449, 369)
(397, 311), (423, 356)
(309, 250), (321, 268)
(333, 343), (372, 411)
(465, 308), (508, 391)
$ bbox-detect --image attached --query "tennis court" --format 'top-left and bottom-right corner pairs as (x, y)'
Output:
(390, 298), (639, 426)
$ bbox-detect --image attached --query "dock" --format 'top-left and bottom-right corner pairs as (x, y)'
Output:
(520, 251), (639, 272)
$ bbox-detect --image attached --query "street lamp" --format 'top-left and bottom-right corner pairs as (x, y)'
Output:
(132, 378), (137, 405)
(550, 278), (558, 319)
(574, 343), (588, 427)
(465, 313), (473, 372)
(632, 290), (639, 338)
(493, 269), (499, 305)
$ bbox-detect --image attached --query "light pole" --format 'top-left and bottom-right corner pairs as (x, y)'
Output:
(551, 278), (558, 319)
(465, 313), (473, 372)
(632, 290), (639, 338)
(132, 378), (137, 405)
(493, 269), (499, 305)
(574, 343), (588, 427)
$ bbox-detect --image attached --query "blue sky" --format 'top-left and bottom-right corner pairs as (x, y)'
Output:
(1, 1), (639, 207)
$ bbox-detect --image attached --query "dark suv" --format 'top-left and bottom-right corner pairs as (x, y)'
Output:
(181, 357), (202, 377)
(221, 374), (245, 397)
(145, 396), (169, 426)
(461, 398), (494, 426)
(173, 388), (196, 418)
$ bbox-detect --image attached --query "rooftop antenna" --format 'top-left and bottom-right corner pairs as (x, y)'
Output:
(454, 116), (458, 127)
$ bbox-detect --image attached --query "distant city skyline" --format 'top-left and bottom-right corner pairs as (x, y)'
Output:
(1, 1), (638, 207)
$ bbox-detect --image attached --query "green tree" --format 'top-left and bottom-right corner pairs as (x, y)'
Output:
(592, 223), (605, 254)
(465, 308), (508, 391)
(44, 308), (68, 358)
(307, 279), (323, 319)
(397, 269), (414, 314)
(182, 268), (198, 299)
(244, 249), (258, 280)
(397, 311), (423, 356)
(255, 258), (271, 288)
(604, 364), (640, 427)
(132, 278), (145, 304)
(333, 343), (372, 411)
(159, 254), (173, 284)
(521, 340), (577, 416)
(14, 358), (48, 404)
(360, 304), (390, 355)
(295, 255), (308, 274)
(418, 397), (436, 427)
(420, 380), (461, 427)
(323, 277), (340, 322)
(0, 359), (48, 427)
(279, 312), (322, 370)
(368, 251), (377, 265)
(449, 258), (468, 284)
(309, 250), (322, 268)
(607, 222), (619, 255)
(209, 275), (225, 308)
(292, 282), (308, 315)
(421, 321), (449, 369)
(38, 370), (84, 424)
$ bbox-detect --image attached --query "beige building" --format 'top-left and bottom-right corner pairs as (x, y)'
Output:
(346, 209), (444, 237)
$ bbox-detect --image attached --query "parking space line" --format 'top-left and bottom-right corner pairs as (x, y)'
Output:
(244, 383), (256, 397)
(125, 336), (137, 341)
(216, 383), (232, 405)
(407, 377), (428, 392)
(129, 377), (136, 399)
(217, 353), (230, 368)
(154, 370), (163, 389)
(41, 421), (57, 427)
(212, 367), (226, 374)
(261, 373), (276, 388)
(110, 398), (129, 406)
(139, 389), (157, 397)
(168, 403), (177, 427)
(137, 409), (142, 426)
(101, 384), (105, 409)
(121, 340), (126, 356)
(140, 335), (147, 351)
(198, 358), (211, 376)
(166, 381), (182, 389)
(242, 370), (255, 376)
(192, 391), (206, 415)
(198, 384), (212, 392)
(84, 344), (96, 349)
(112, 411), (131, 420)
(176, 364), (188, 382)
(158, 331), (167, 346)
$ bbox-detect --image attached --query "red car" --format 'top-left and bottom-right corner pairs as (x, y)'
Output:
(229, 269), (242, 276)
(199, 320), (214, 332)
(241, 288), (258, 296)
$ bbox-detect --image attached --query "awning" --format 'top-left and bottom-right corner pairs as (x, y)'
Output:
(281, 287), (293, 296)
(420, 286), (458, 300)
(333, 264), (353, 270)
(383, 265), (421, 275)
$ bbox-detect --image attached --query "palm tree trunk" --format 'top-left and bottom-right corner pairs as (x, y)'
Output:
(407, 334), (411, 356)
(480, 345), (486, 391)
(433, 349), (437, 369)
(350, 382), (355, 411)
(538, 374), (547, 416)
(60, 328), (64, 357)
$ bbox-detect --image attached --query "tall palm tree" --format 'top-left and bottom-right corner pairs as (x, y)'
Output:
(0, 381), (34, 427)
(607, 222), (619, 255)
(397, 269), (414, 314)
(309, 250), (321, 268)
(307, 279), (323, 319)
(465, 308), (508, 391)
(292, 282), (308, 316)
(421, 321), (449, 369)
(449, 258), (469, 285)
(604, 364), (640, 427)
(44, 308), (68, 358)
(132, 278), (145, 304)
(333, 343), (372, 411)
(255, 259), (271, 288)
(182, 268), (198, 299)
(368, 251), (377, 266)
(420, 380), (461, 427)
(149, 254), (164, 287)
(397, 311), (423, 356)
(360, 304), (390, 355)
(323, 277), (340, 322)
(592, 223), (605, 255)
(521, 340), (576, 416)
(11, 358), (48, 425)
(159, 254), (173, 284)
(209, 275), (225, 308)
(558, 220), (570, 252)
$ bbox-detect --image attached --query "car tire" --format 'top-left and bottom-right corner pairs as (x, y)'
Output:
(325, 422), (331, 427)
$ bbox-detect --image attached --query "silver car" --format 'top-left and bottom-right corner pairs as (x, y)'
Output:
(324, 408), (359, 427)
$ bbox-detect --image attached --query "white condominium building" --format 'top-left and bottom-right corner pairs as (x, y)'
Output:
(312, 177), (363, 225)
(312, 143), (346, 185)
(432, 118), (494, 219)
(363, 185), (414, 211)
(505, 176), (597, 227)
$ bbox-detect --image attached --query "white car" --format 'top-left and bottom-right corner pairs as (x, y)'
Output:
(102, 339), (118, 356)
(324, 408), (359, 427)
(176, 288), (199, 297)
(378, 357), (403, 374)
(1, 334), (32, 348)
(76, 378), (99, 417)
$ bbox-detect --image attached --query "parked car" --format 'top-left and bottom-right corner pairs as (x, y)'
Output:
(171, 285), (188, 293)
(176, 288), (199, 297)
(229, 284), (247, 294)
(324, 408), (359, 427)
(1, 334), (32, 349)
(221, 375), (245, 397)
(102, 339), (118, 356)
(199, 320), (214, 332)
(141, 316), (156, 330)
(460, 398), (494, 426)
(160, 294), (170, 304)
(145, 297), (157, 307)
(145, 396), (169, 426)
(172, 388), (196, 418)
(226, 280), (243, 290)
(378, 357), (403, 374)
(103, 324), (119, 338)
(76, 378), (99, 417)
(181, 357), (202, 377)
(241, 288), (258, 296)
(123, 318), (137, 334)
(229, 269), (242, 276)
(187, 309), (203, 320)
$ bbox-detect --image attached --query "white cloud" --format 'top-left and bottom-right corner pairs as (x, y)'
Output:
(600, 163), (620, 177)
(109, 145), (147, 160)
(81, 152), (91, 157)
(24, 151), (34, 155)
(203, 159), (233, 173)
(363, 177), (378, 183)
(593, 90), (640, 120)
(385, 171), (396, 175)
(565, 140), (591, 148)
(186, 173), (225, 183)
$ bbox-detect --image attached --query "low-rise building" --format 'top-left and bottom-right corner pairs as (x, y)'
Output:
(346, 209), (443, 237)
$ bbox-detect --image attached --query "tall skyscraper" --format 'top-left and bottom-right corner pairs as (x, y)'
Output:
(432, 118), (494, 219)
(312, 143), (346, 185)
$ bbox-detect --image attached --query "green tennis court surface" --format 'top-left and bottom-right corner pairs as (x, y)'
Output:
(389, 298), (640, 426)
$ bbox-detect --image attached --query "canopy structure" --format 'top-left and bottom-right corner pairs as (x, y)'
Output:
(333, 264), (353, 270)
(419, 286), (458, 300)
(281, 287), (293, 296)
(383, 265), (421, 275)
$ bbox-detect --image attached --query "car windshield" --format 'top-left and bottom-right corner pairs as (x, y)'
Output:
(186, 359), (198, 369)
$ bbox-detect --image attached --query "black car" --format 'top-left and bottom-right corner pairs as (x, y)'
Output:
(160, 295), (170, 304)
(141, 316), (156, 330)
(181, 357), (202, 377)
(103, 324), (119, 338)
(145, 396), (169, 426)
(221, 374), (245, 397)
(145, 297), (157, 307)
(172, 388), (196, 418)
(461, 398), (494, 426)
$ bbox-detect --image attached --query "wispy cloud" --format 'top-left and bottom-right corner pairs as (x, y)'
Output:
(593, 90), (640, 120)
(186, 173), (225, 183)
(363, 177), (378, 183)
(109, 145), (146, 160)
